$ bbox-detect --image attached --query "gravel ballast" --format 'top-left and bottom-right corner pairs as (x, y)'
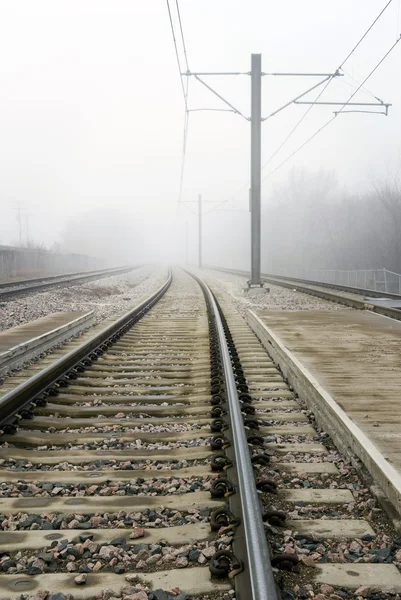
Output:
(200, 268), (346, 316)
(0, 267), (167, 332)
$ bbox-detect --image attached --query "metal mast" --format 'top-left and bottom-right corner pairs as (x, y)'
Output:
(250, 54), (262, 286)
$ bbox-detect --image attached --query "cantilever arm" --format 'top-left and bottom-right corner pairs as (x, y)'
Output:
(194, 75), (250, 120)
(262, 76), (332, 121)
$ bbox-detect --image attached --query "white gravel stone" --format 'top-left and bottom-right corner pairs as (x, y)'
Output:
(0, 266), (167, 331)
(200, 268), (346, 317)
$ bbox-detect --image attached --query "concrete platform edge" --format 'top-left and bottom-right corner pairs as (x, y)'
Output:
(246, 308), (401, 520)
(0, 312), (94, 378)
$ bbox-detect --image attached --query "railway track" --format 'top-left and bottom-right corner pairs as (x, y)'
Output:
(210, 267), (401, 321)
(0, 266), (139, 301)
(259, 273), (401, 302)
(1, 269), (401, 599)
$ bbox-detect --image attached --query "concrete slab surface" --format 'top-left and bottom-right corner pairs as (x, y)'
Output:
(1, 429), (210, 446)
(0, 464), (209, 483)
(253, 309), (401, 470)
(0, 445), (212, 464)
(39, 402), (211, 416)
(260, 425), (316, 435)
(0, 522), (213, 552)
(0, 312), (89, 353)
(279, 488), (354, 504)
(0, 566), (230, 599)
(259, 411), (307, 422)
(277, 462), (339, 473)
(314, 563), (401, 592)
(248, 309), (401, 517)
(286, 518), (374, 538)
(19, 415), (211, 429)
(0, 311), (93, 378)
(0, 491), (223, 515)
(266, 442), (326, 454)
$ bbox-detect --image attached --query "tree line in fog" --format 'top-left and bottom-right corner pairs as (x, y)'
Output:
(261, 168), (401, 276)
(48, 167), (401, 276)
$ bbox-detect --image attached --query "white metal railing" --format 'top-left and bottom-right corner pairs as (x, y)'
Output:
(275, 268), (401, 294)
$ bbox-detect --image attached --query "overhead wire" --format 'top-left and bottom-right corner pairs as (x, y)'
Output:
(189, 108), (236, 113)
(175, 0), (190, 72)
(340, 68), (383, 101)
(260, 77), (334, 171)
(334, 35), (400, 114)
(338, 0), (394, 68)
(166, 0), (192, 210)
(398, 0), (401, 37)
(203, 199), (230, 215)
(262, 34), (401, 182)
(172, 0), (397, 219)
(194, 75), (249, 120)
(166, 0), (188, 110)
(260, 0), (394, 173)
(178, 82), (190, 205)
(180, 201), (198, 216)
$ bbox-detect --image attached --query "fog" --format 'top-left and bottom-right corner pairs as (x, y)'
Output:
(0, 1), (400, 274)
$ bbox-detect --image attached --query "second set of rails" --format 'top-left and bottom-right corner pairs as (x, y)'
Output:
(0, 265), (139, 301)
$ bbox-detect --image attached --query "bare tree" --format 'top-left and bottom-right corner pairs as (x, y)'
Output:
(261, 167), (401, 278)
(373, 180), (401, 273)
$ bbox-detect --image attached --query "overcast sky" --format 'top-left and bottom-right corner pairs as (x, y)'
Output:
(0, 0), (400, 260)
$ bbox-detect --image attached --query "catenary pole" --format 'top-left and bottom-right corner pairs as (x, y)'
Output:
(180, 44), (389, 283)
(250, 54), (262, 286)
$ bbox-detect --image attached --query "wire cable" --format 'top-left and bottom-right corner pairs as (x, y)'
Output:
(335, 35), (400, 115)
(178, 100), (190, 203)
(203, 200), (229, 215)
(260, 76), (334, 171)
(166, 0), (188, 110)
(194, 75), (249, 120)
(175, 0), (190, 72)
(398, 0), (401, 38)
(261, 0), (394, 172)
(340, 68), (383, 101)
(262, 35), (401, 182)
(166, 0), (192, 208)
(180, 202), (198, 216)
(338, 0), (394, 69)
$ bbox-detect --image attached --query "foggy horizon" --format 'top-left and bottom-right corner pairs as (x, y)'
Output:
(0, 1), (400, 270)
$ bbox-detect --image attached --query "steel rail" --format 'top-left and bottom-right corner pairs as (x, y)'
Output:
(260, 272), (401, 300)
(0, 266), (132, 290)
(209, 266), (401, 321)
(0, 265), (140, 299)
(211, 265), (401, 301)
(0, 270), (172, 427)
(194, 272), (278, 600)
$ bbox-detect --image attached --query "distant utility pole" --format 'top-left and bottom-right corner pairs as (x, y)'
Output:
(13, 201), (23, 247)
(198, 194), (202, 269)
(25, 215), (32, 246)
(182, 54), (389, 289)
(179, 195), (221, 268)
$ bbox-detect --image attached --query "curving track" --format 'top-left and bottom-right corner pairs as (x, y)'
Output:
(0, 270), (277, 600)
(1, 269), (401, 599)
